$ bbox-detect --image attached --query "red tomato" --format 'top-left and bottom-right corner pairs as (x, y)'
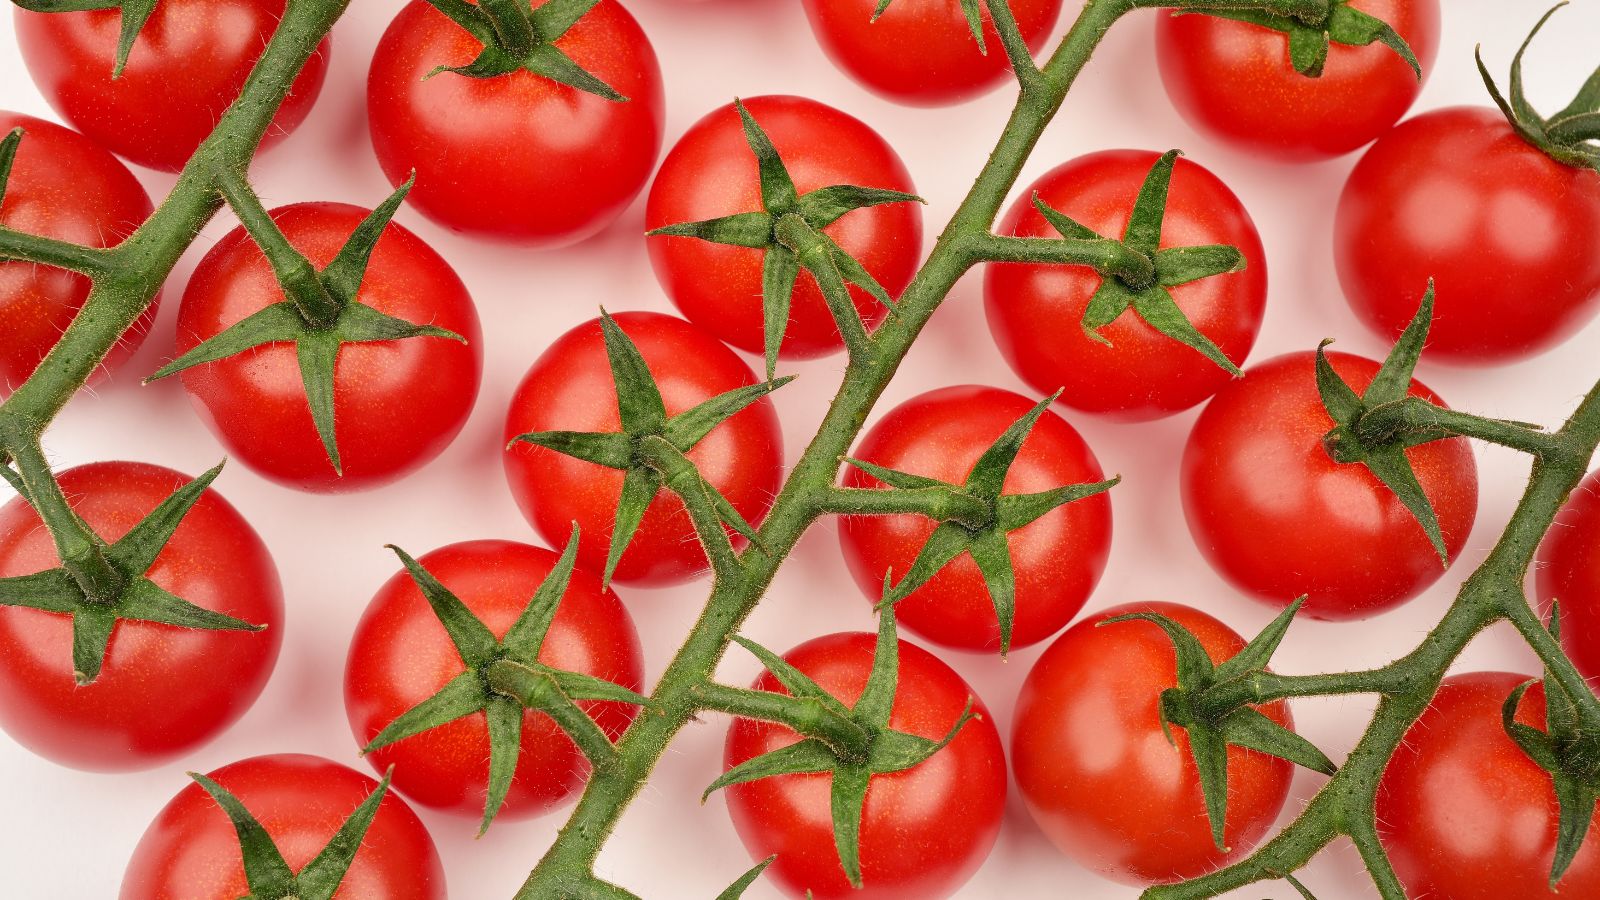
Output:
(120, 754), (446, 899)
(1155, 0), (1439, 161)
(0, 111), (156, 393)
(344, 539), (645, 819)
(723, 631), (1006, 898)
(1335, 106), (1600, 362)
(368, 0), (664, 247)
(503, 311), (783, 586)
(14, 0), (329, 172)
(1182, 351), (1477, 620)
(984, 149), (1267, 421)
(175, 201), (482, 493)
(1011, 602), (1295, 884)
(646, 95), (922, 360)
(839, 386), (1110, 652)
(0, 462), (282, 772)
(1377, 672), (1600, 898)
(1536, 469), (1600, 681)
(800, 0), (1062, 106)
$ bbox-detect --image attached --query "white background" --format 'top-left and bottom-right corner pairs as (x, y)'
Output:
(3, 0), (1598, 897)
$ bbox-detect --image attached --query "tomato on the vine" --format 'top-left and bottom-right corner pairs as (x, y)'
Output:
(984, 149), (1266, 420)
(1011, 602), (1295, 884)
(0, 462), (281, 772)
(1536, 469), (1600, 681)
(13, 0), (330, 172)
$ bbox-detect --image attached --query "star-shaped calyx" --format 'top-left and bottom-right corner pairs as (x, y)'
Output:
(422, 0), (627, 99)
(1173, 0), (1420, 79)
(1476, 2), (1600, 173)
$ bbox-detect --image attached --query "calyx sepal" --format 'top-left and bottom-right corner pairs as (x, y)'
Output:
(421, 0), (626, 100)
(1476, 3), (1600, 173)
(1172, 0), (1419, 79)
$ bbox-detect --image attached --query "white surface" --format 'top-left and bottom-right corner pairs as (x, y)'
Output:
(2, 1), (1598, 897)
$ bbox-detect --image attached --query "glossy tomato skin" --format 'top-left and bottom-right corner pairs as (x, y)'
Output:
(14, 0), (329, 172)
(0, 112), (156, 394)
(646, 95), (922, 360)
(1336, 106), (1600, 362)
(0, 462), (282, 772)
(503, 312), (783, 586)
(1012, 602), (1295, 884)
(176, 201), (482, 493)
(1536, 470), (1600, 681)
(724, 631), (1006, 899)
(1156, 0), (1439, 161)
(839, 386), (1111, 652)
(984, 150), (1267, 421)
(801, 0), (1061, 106)
(369, 0), (664, 247)
(1377, 672), (1600, 898)
(121, 754), (446, 899)
(345, 539), (644, 818)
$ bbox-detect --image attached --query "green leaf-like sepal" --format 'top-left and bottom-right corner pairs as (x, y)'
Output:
(715, 856), (777, 900)
(1173, 1), (1420, 79)
(422, 0), (627, 100)
(0, 127), (24, 212)
(1476, 4), (1600, 173)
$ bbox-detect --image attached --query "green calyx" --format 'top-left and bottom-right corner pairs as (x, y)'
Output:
(1099, 599), (1337, 852)
(648, 99), (925, 380)
(420, 0), (626, 100)
(1477, 3), (1600, 173)
(1173, 0), (1419, 79)
(714, 856), (776, 900)
(12, 0), (160, 79)
(509, 310), (792, 587)
(873, 0), (986, 51)
(360, 525), (651, 836)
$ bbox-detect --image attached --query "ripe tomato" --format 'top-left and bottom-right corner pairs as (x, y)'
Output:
(1335, 106), (1600, 362)
(175, 201), (482, 493)
(0, 462), (282, 772)
(1182, 351), (1476, 620)
(345, 539), (644, 819)
(1012, 602), (1295, 884)
(120, 753), (446, 899)
(0, 111), (156, 393)
(503, 311), (783, 586)
(723, 631), (1005, 898)
(800, 0), (1062, 106)
(1536, 469), (1600, 681)
(13, 0), (330, 172)
(984, 149), (1267, 421)
(1377, 672), (1600, 898)
(838, 386), (1111, 652)
(646, 95), (922, 360)
(368, 0), (664, 247)
(1155, 0), (1439, 161)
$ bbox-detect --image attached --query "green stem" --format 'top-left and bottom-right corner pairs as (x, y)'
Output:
(1355, 397), (1567, 458)
(640, 436), (740, 577)
(485, 660), (619, 769)
(0, 228), (115, 274)
(820, 486), (991, 530)
(6, 438), (122, 603)
(692, 681), (873, 759)
(213, 167), (341, 328)
(959, 232), (1154, 285)
(771, 214), (876, 365)
(981, 0), (1045, 90)
(478, 0), (537, 57)
(1194, 667), (1411, 719)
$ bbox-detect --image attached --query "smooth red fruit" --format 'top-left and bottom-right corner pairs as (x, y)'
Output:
(175, 201), (482, 493)
(0, 111), (156, 394)
(1336, 106), (1600, 362)
(369, 0), (664, 247)
(985, 149), (1267, 421)
(839, 385), (1111, 652)
(121, 754), (445, 899)
(1156, 0), (1439, 161)
(646, 95), (922, 360)
(14, 0), (329, 172)
(503, 311), (783, 586)
(345, 539), (644, 818)
(0, 462), (282, 772)
(800, 0), (1061, 106)
(1536, 469), (1600, 680)
(1182, 351), (1477, 620)
(1377, 672), (1600, 899)
(724, 631), (1006, 898)
(1012, 602), (1295, 885)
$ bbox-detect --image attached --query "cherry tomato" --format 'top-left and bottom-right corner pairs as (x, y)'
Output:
(14, 0), (330, 172)
(0, 111), (156, 393)
(1012, 602), (1296, 884)
(121, 753), (446, 899)
(1155, 0), (1439, 161)
(1335, 106), (1600, 362)
(984, 149), (1267, 421)
(175, 201), (482, 493)
(1536, 469), (1600, 681)
(1377, 672), (1600, 898)
(800, 0), (1062, 106)
(838, 385), (1111, 652)
(723, 630), (1005, 898)
(0, 462), (282, 772)
(646, 95), (922, 361)
(345, 539), (644, 819)
(1181, 351), (1477, 620)
(503, 311), (782, 586)
(368, 0), (664, 247)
